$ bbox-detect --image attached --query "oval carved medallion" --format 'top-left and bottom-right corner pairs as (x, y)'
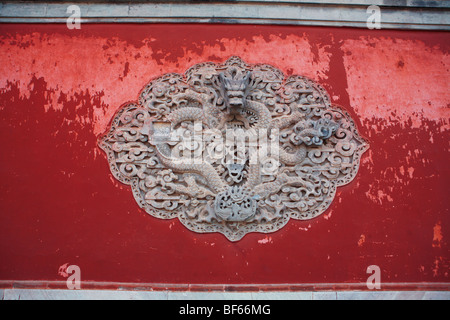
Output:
(99, 57), (369, 241)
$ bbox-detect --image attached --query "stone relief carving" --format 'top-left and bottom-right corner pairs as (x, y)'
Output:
(99, 56), (369, 241)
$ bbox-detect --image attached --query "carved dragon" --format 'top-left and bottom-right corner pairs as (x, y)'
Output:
(99, 56), (369, 241)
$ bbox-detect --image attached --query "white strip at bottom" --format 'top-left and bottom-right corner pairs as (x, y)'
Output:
(1, 289), (449, 300)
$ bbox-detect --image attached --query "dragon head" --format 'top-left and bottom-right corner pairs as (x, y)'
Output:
(218, 69), (251, 113)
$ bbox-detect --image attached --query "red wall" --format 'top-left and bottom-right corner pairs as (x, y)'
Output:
(0, 24), (448, 288)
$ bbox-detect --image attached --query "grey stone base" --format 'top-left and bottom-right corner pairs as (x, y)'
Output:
(1, 289), (449, 300)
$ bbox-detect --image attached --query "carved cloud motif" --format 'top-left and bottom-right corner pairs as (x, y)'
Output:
(99, 56), (369, 241)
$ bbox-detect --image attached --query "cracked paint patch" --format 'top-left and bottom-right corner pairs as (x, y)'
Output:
(0, 30), (332, 137)
(433, 222), (443, 248)
(358, 234), (366, 247)
(341, 37), (449, 128)
(258, 236), (273, 244)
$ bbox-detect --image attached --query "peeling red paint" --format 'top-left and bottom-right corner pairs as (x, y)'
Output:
(433, 222), (443, 248)
(0, 29), (332, 137)
(57, 263), (69, 278)
(258, 237), (273, 245)
(341, 37), (449, 127)
(0, 24), (448, 287)
(433, 257), (443, 277)
(358, 235), (366, 247)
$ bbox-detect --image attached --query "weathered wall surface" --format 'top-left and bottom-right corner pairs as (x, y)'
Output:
(0, 24), (448, 288)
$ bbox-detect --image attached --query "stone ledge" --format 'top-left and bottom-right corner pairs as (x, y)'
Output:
(0, 1), (449, 30)
(2, 289), (450, 300)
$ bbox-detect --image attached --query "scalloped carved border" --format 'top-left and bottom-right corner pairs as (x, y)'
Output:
(99, 56), (369, 241)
